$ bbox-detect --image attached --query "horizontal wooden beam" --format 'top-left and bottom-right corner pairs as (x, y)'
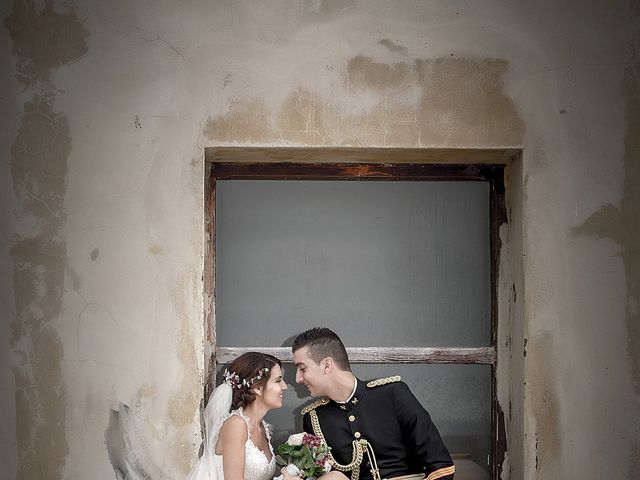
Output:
(210, 162), (504, 181)
(206, 147), (520, 165)
(215, 346), (496, 365)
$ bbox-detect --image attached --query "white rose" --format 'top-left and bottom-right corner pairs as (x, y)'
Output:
(285, 464), (301, 476)
(323, 460), (332, 472)
(287, 433), (305, 446)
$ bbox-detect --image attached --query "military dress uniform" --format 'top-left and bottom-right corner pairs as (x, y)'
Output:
(302, 377), (455, 480)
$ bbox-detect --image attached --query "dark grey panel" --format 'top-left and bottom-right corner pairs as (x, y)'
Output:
(216, 180), (490, 347)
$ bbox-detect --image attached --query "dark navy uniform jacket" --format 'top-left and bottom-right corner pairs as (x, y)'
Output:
(302, 378), (455, 480)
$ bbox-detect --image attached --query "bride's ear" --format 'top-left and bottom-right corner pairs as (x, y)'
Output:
(254, 386), (263, 396)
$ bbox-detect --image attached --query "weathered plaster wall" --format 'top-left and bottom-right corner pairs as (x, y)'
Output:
(1, 1), (637, 479)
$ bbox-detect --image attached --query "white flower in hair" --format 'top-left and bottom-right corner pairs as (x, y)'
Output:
(223, 367), (271, 389)
(223, 369), (242, 388)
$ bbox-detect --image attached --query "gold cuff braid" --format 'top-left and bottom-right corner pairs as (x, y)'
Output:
(425, 466), (455, 480)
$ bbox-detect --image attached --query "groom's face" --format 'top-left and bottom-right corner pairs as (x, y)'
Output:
(293, 346), (328, 397)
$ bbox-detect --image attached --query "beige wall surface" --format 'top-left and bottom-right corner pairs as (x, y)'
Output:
(1, 0), (638, 479)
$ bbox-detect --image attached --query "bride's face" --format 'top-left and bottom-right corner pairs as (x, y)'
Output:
(258, 363), (288, 410)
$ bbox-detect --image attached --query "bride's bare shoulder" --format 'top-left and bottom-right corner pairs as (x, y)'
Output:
(217, 415), (248, 454)
(221, 414), (248, 434)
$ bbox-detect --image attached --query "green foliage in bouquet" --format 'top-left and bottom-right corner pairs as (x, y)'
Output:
(275, 433), (331, 479)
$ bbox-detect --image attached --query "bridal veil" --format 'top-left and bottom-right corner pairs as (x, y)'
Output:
(186, 382), (233, 480)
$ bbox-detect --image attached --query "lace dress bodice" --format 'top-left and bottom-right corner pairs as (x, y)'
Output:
(213, 408), (277, 480)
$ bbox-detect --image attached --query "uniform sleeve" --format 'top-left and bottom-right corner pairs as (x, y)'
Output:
(302, 412), (314, 435)
(393, 382), (455, 480)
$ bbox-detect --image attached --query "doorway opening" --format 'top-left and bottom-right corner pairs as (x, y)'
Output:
(204, 147), (521, 479)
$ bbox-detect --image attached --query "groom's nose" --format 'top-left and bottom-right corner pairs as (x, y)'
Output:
(295, 370), (303, 384)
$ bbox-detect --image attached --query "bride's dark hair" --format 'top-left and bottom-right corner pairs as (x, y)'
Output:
(227, 352), (281, 409)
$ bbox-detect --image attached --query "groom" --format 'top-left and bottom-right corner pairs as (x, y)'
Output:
(292, 328), (455, 480)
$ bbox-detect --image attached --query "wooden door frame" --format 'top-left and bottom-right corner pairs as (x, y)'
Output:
(203, 147), (521, 479)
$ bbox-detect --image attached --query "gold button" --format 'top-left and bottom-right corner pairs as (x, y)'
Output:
(348, 415), (356, 422)
(354, 431), (361, 438)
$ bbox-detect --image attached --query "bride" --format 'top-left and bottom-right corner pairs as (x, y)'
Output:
(187, 352), (346, 480)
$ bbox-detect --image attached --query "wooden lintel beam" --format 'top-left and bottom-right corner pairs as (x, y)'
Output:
(210, 162), (504, 182)
(215, 346), (496, 365)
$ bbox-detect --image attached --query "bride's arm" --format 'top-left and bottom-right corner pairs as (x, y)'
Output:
(218, 416), (248, 480)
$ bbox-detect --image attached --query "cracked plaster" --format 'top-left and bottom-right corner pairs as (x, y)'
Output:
(205, 56), (524, 147)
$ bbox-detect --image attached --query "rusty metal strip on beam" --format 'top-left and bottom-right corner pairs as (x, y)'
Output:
(215, 346), (496, 365)
(210, 162), (504, 182)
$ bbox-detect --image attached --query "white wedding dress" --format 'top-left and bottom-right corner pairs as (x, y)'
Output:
(211, 408), (277, 480)
(186, 383), (277, 480)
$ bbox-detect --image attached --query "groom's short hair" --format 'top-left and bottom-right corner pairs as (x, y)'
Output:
(292, 327), (351, 371)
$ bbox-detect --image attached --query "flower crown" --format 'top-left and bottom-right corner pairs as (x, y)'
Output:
(223, 367), (270, 389)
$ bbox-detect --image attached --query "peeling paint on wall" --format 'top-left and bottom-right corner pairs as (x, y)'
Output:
(9, 94), (70, 480)
(572, 2), (640, 397)
(347, 55), (412, 91)
(527, 333), (561, 477)
(571, 4), (640, 475)
(105, 403), (160, 480)
(204, 55), (524, 147)
(168, 276), (201, 472)
(5, 0), (90, 478)
(204, 100), (272, 143)
(414, 58), (525, 145)
(278, 89), (328, 144)
(4, 0), (89, 85)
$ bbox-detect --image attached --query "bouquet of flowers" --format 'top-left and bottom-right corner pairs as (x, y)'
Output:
(274, 432), (332, 480)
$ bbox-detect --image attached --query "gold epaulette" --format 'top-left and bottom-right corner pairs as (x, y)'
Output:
(367, 375), (401, 388)
(301, 397), (330, 415)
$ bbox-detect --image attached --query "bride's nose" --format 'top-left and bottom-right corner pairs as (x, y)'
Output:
(282, 382), (288, 390)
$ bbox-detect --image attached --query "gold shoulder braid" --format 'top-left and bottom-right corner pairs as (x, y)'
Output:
(367, 375), (401, 388)
(301, 397), (329, 415)
(307, 409), (381, 480)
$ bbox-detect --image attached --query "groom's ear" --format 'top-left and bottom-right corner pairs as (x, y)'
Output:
(322, 357), (333, 373)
